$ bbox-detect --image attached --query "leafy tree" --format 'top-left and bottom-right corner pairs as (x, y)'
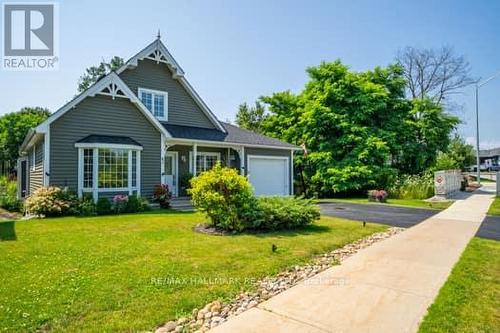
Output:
(235, 101), (267, 133)
(77, 56), (124, 93)
(0, 107), (50, 172)
(395, 99), (460, 174)
(431, 134), (475, 171)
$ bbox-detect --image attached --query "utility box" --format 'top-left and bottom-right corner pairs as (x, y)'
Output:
(434, 170), (462, 199)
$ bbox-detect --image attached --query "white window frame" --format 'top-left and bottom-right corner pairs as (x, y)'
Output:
(76, 143), (143, 201)
(189, 151), (221, 174)
(138, 87), (168, 121)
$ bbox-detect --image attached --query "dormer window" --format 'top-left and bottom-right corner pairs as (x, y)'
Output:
(138, 88), (168, 121)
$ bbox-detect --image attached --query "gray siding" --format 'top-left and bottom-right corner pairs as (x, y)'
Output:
(120, 59), (216, 129)
(29, 142), (44, 194)
(244, 147), (293, 195)
(49, 95), (161, 198)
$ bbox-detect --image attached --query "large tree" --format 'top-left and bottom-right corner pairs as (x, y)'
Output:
(77, 56), (124, 93)
(396, 46), (474, 105)
(261, 61), (460, 195)
(235, 101), (267, 133)
(0, 107), (50, 173)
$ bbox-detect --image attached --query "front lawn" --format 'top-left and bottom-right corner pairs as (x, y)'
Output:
(0, 211), (386, 332)
(317, 198), (452, 210)
(487, 196), (500, 216)
(418, 237), (500, 333)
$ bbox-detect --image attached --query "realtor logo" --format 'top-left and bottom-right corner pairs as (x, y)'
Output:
(2, 2), (59, 70)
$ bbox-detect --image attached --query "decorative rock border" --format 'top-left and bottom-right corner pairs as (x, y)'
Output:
(155, 227), (404, 333)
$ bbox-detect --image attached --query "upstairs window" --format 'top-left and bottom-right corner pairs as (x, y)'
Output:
(138, 88), (168, 121)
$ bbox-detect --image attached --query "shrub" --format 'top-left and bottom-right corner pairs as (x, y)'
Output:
(153, 184), (172, 208)
(96, 197), (112, 215)
(76, 196), (96, 216)
(367, 189), (388, 202)
(112, 194), (128, 213)
(125, 195), (150, 213)
(0, 176), (22, 212)
(388, 174), (434, 199)
(251, 197), (320, 230)
(189, 163), (255, 232)
(25, 186), (75, 217)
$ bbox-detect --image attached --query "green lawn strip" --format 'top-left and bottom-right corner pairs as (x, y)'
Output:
(418, 237), (500, 333)
(487, 196), (500, 216)
(0, 211), (385, 332)
(317, 198), (452, 210)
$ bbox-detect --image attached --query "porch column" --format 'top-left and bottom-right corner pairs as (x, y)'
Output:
(193, 143), (197, 176)
(240, 146), (245, 176)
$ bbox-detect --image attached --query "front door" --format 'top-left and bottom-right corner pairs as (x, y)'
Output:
(164, 152), (178, 197)
(20, 159), (28, 197)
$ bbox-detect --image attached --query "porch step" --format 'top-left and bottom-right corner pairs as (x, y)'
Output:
(170, 197), (195, 212)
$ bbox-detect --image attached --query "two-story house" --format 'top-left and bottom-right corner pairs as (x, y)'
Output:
(17, 37), (298, 201)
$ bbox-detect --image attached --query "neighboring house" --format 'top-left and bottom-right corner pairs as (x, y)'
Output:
(479, 148), (500, 170)
(17, 37), (298, 201)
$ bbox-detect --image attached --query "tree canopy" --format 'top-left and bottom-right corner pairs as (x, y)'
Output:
(77, 56), (124, 93)
(259, 60), (460, 195)
(235, 101), (267, 133)
(0, 107), (50, 172)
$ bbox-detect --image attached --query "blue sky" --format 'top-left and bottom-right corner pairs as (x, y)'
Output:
(1, 0), (499, 147)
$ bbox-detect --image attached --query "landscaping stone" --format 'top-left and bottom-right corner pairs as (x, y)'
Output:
(155, 227), (404, 332)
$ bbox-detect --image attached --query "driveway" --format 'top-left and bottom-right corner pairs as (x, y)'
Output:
(319, 201), (499, 240)
(319, 202), (439, 228)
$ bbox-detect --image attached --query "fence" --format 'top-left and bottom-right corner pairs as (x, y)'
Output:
(434, 170), (462, 199)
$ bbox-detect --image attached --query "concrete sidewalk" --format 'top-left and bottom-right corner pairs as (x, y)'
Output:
(211, 189), (494, 333)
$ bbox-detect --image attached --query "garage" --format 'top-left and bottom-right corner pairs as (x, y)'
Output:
(247, 155), (289, 195)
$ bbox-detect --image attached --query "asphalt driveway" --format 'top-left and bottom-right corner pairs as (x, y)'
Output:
(319, 201), (500, 240)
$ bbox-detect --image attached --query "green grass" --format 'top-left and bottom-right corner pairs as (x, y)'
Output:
(0, 211), (385, 332)
(419, 237), (500, 333)
(317, 197), (452, 210)
(487, 196), (500, 216)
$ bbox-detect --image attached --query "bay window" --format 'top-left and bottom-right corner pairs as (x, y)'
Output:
(138, 88), (168, 121)
(77, 145), (142, 200)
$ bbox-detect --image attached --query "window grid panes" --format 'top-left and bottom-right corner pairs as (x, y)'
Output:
(98, 148), (128, 189)
(83, 149), (93, 188)
(154, 95), (164, 118)
(141, 92), (153, 112)
(195, 154), (219, 174)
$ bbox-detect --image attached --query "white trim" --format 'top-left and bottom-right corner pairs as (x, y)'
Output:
(166, 137), (299, 151)
(247, 154), (290, 196)
(43, 128), (50, 186)
(74, 142), (143, 151)
(240, 146), (245, 175)
(160, 134), (166, 183)
(77, 148), (83, 198)
(32, 72), (171, 142)
(189, 151), (220, 174)
(192, 144), (197, 176)
(136, 151), (141, 196)
(138, 87), (169, 121)
(116, 39), (226, 133)
(128, 151), (133, 195)
(92, 149), (98, 202)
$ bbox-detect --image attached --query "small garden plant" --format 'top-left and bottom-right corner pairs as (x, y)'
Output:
(0, 176), (22, 212)
(153, 184), (172, 208)
(189, 163), (320, 232)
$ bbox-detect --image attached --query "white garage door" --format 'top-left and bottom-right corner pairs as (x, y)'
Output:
(248, 155), (289, 196)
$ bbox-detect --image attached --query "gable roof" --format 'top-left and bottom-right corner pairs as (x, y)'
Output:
(163, 122), (298, 149)
(116, 38), (226, 133)
(20, 72), (172, 153)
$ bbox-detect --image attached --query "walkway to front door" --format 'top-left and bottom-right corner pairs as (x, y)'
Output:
(211, 186), (495, 333)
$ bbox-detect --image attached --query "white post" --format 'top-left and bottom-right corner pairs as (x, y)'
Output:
(290, 149), (294, 196)
(240, 146), (245, 176)
(160, 134), (166, 184)
(193, 143), (197, 176)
